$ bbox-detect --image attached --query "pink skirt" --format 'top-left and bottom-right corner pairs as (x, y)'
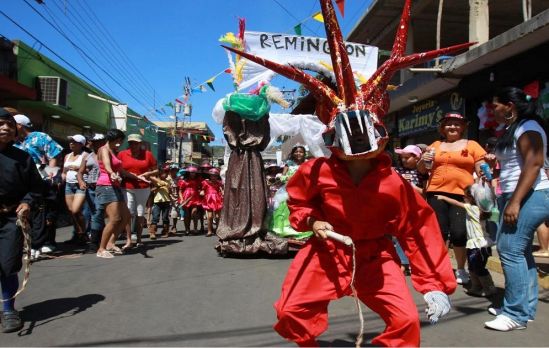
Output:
(202, 193), (223, 212)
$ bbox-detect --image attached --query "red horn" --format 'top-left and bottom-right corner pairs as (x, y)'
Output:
(222, 45), (342, 112)
(320, 0), (357, 107)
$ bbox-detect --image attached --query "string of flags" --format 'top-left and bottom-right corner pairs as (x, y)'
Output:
(158, 1), (346, 120)
(293, 0), (345, 35)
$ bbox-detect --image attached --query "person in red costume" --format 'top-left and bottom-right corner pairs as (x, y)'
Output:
(222, 0), (475, 346)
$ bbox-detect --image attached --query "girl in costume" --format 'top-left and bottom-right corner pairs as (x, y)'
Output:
(178, 166), (202, 235)
(269, 145), (313, 240)
(222, 0), (473, 345)
(202, 167), (224, 237)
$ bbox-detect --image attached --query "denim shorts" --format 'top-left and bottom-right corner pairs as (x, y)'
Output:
(96, 185), (126, 206)
(65, 182), (86, 196)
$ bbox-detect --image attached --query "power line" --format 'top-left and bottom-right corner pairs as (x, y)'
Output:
(0, 11), (114, 99)
(46, 0), (156, 105)
(271, 0), (320, 36)
(76, 0), (160, 99)
(17, 0), (154, 112)
(38, 2), (121, 100)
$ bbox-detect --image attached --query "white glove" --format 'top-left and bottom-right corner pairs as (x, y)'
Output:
(423, 291), (451, 324)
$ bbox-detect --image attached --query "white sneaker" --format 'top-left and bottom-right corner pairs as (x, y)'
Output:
(488, 307), (502, 316)
(130, 234), (137, 242)
(488, 307), (533, 322)
(40, 245), (56, 253)
(485, 315), (526, 331)
(455, 269), (470, 284)
(30, 249), (41, 261)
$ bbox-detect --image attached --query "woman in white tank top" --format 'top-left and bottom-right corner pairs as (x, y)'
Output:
(63, 134), (89, 241)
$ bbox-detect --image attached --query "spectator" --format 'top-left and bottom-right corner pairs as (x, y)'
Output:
(418, 112), (487, 285)
(394, 145), (426, 195)
(118, 134), (157, 244)
(178, 166), (203, 235)
(149, 166), (172, 238)
(78, 133), (106, 252)
(435, 184), (497, 297)
(533, 222), (549, 257)
(62, 134), (89, 244)
(96, 129), (148, 258)
(484, 87), (549, 331)
(202, 167), (224, 237)
(13, 113), (63, 259)
(167, 164), (180, 235)
(0, 108), (43, 333)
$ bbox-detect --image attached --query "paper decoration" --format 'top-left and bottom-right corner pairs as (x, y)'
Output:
(312, 11), (324, 23)
(336, 0), (345, 17)
(294, 24), (302, 35)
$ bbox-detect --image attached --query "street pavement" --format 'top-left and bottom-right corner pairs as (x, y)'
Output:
(2, 224), (548, 347)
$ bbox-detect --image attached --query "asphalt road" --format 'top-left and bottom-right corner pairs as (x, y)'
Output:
(2, 225), (548, 347)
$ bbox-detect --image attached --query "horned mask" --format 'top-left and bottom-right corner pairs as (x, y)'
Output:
(223, 0), (473, 160)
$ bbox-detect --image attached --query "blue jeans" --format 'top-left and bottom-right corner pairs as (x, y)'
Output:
(497, 189), (549, 324)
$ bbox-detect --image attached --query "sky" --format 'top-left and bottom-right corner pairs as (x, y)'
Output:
(1, 0), (373, 145)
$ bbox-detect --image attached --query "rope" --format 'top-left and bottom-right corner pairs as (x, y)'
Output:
(0, 215), (31, 302)
(325, 231), (364, 348)
(349, 243), (365, 348)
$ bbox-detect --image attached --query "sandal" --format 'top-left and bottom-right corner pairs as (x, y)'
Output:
(96, 250), (114, 259)
(106, 246), (123, 255)
(121, 244), (134, 251)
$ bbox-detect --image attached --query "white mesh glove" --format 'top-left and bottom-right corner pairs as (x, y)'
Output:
(423, 291), (451, 324)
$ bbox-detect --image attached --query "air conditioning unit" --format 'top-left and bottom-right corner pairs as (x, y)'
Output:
(37, 76), (68, 107)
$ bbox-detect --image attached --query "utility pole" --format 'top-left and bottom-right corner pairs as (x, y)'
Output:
(173, 103), (180, 163)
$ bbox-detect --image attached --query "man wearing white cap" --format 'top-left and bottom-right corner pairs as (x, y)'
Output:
(13, 114), (63, 169)
(13, 113), (63, 258)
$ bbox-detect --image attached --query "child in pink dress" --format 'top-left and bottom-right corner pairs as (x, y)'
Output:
(201, 167), (224, 236)
(178, 166), (202, 234)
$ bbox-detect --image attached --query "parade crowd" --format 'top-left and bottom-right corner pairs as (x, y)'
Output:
(1, 86), (548, 338)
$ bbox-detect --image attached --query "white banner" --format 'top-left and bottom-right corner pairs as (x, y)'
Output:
(238, 31), (378, 90)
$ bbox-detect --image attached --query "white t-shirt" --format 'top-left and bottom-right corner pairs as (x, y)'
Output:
(496, 120), (549, 193)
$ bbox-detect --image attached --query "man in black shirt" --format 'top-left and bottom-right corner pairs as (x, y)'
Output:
(0, 108), (42, 333)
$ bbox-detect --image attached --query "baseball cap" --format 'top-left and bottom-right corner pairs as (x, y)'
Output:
(91, 133), (105, 141)
(439, 112), (468, 124)
(13, 114), (33, 128)
(127, 134), (143, 142)
(68, 134), (86, 145)
(395, 145), (422, 158)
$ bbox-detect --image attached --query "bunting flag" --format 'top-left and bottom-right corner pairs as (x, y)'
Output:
(175, 98), (184, 104)
(224, 68), (232, 73)
(206, 78), (216, 91)
(336, 0), (345, 17)
(294, 23), (302, 35)
(165, 102), (174, 108)
(191, 85), (208, 93)
(312, 11), (324, 23)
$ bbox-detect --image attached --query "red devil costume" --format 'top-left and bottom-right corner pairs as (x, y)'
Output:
(224, 0), (473, 346)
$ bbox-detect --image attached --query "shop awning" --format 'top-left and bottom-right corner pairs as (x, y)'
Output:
(388, 8), (549, 113)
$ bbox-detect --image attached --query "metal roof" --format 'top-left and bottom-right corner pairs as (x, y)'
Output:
(347, 0), (549, 53)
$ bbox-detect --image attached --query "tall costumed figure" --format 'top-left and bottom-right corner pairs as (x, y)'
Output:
(223, 0), (474, 346)
(214, 85), (289, 256)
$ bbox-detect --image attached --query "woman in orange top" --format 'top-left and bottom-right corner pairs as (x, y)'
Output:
(418, 112), (487, 286)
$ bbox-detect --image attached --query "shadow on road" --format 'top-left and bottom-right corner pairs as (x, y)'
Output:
(123, 239), (183, 258)
(17, 294), (106, 336)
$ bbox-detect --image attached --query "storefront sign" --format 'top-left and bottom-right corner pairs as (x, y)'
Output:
(398, 92), (465, 137)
